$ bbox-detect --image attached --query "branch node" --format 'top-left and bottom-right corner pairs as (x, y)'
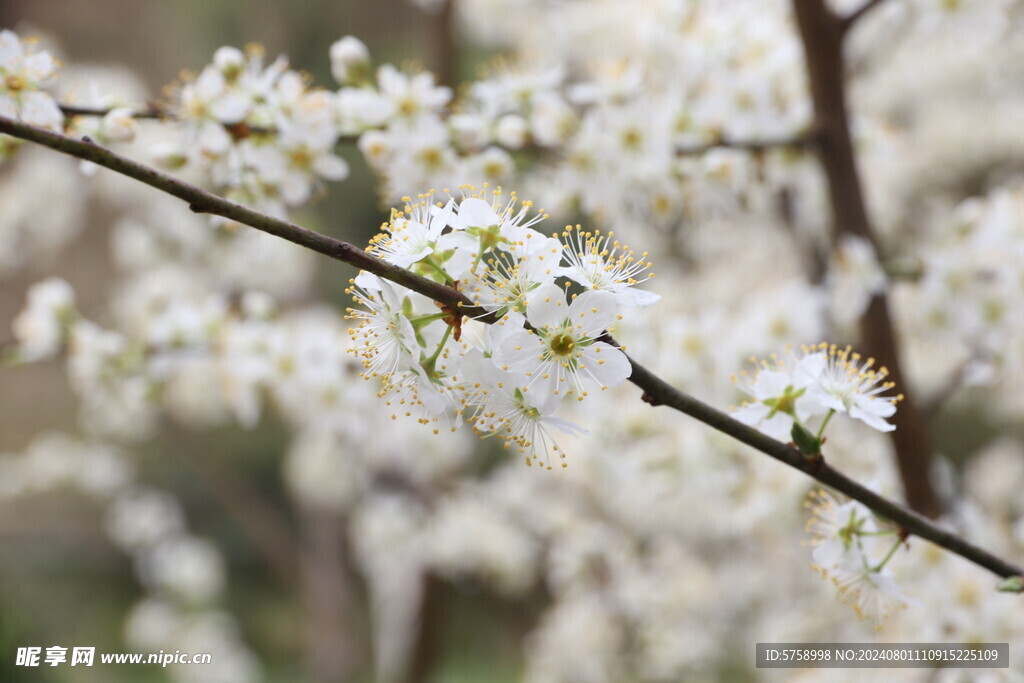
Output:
(641, 391), (662, 407)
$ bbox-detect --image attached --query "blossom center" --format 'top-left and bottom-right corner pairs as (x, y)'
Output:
(5, 74), (25, 92)
(549, 331), (575, 356)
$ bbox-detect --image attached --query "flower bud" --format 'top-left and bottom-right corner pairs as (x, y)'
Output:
(330, 36), (371, 86)
(213, 46), (245, 80)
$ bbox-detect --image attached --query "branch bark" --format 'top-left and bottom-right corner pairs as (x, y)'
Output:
(791, 0), (941, 518)
(0, 114), (1019, 581)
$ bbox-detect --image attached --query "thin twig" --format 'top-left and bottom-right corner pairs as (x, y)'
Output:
(59, 103), (168, 120)
(675, 132), (816, 157)
(0, 113), (1020, 582)
(841, 0), (892, 35)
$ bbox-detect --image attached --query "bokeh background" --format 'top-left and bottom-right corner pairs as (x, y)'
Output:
(2, 1), (1024, 682)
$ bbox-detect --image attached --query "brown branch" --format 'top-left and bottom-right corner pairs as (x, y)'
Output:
(792, 0), (941, 518)
(675, 132), (817, 157)
(0, 115), (489, 321)
(59, 103), (168, 120)
(0, 113), (1019, 581)
(841, 0), (892, 34)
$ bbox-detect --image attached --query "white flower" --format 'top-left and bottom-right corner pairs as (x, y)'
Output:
(0, 30), (62, 130)
(376, 64), (452, 122)
(498, 285), (631, 399)
(12, 277), (76, 361)
(346, 273), (420, 382)
(731, 350), (828, 441)
(330, 36), (371, 86)
(806, 489), (911, 627)
(367, 192), (455, 268)
(803, 343), (901, 432)
(464, 354), (584, 468)
(100, 107), (137, 142)
(828, 559), (910, 627)
(805, 489), (880, 570)
(558, 225), (659, 307)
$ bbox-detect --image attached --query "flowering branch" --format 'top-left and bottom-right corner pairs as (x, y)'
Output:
(56, 103), (815, 160)
(1, 114), (1019, 584)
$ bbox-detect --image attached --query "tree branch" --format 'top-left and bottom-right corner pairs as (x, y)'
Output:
(60, 103), (168, 120)
(841, 0), (892, 35)
(675, 132), (817, 157)
(0, 113), (1019, 581)
(792, 0), (942, 517)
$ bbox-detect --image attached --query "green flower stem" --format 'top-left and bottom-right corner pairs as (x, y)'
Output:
(422, 323), (452, 377)
(816, 409), (836, 439)
(872, 536), (905, 572)
(408, 312), (447, 329)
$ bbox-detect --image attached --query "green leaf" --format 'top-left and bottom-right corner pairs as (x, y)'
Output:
(997, 576), (1024, 593)
(791, 421), (821, 456)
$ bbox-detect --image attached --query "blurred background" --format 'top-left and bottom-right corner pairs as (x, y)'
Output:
(2, 0), (1024, 682)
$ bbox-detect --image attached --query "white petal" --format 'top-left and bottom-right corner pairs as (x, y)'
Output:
(525, 284), (568, 329)
(313, 154), (350, 180)
(455, 197), (500, 229)
(20, 92), (63, 130)
(614, 287), (660, 307)
(567, 289), (617, 335)
(580, 343), (631, 387)
(0, 31), (24, 67)
(23, 51), (57, 81)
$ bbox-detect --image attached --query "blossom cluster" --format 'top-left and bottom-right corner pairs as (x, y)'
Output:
(159, 45), (350, 217)
(347, 186), (656, 467)
(806, 489), (911, 626)
(732, 343), (902, 448)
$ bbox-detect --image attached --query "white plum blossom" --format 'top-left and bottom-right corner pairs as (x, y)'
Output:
(733, 344), (902, 441)
(731, 349), (828, 442)
(498, 285), (631, 399)
(347, 187), (652, 465)
(329, 36), (371, 86)
(558, 225), (659, 307)
(12, 277), (76, 361)
(806, 489), (911, 626)
(0, 29), (62, 131)
(805, 343), (901, 433)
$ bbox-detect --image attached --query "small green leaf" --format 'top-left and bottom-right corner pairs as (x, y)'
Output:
(997, 576), (1024, 593)
(791, 421), (821, 456)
